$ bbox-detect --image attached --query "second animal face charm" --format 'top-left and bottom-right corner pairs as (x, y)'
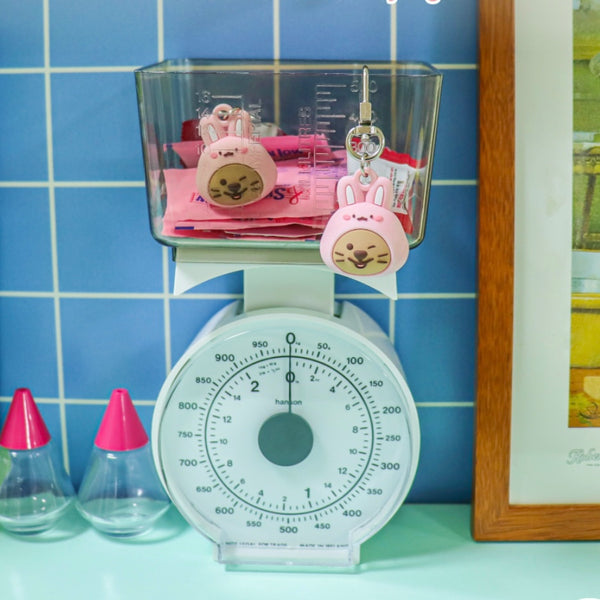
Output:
(320, 169), (409, 276)
(196, 104), (277, 208)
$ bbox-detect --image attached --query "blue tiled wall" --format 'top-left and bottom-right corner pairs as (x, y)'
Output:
(0, 0), (478, 502)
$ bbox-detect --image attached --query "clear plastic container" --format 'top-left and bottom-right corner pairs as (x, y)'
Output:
(134, 60), (442, 264)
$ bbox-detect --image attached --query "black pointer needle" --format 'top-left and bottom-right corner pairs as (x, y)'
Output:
(286, 338), (295, 413)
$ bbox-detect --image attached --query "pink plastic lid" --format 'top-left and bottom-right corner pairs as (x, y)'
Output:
(94, 389), (149, 451)
(0, 388), (51, 450)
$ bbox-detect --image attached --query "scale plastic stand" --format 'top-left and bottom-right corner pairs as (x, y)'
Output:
(243, 265), (335, 315)
(172, 248), (398, 299)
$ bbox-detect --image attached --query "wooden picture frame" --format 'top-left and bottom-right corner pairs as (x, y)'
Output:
(472, 0), (600, 541)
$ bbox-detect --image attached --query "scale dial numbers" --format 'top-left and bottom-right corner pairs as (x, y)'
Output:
(203, 353), (376, 517)
(153, 304), (419, 562)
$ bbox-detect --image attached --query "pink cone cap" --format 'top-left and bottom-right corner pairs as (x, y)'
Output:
(94, 389), (149, 451)
(0, 388), (51, 450)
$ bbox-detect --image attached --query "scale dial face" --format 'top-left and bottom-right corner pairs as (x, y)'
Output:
(153, 303), (419, 565)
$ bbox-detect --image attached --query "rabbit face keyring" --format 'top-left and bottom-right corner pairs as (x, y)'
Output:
(321, 65), (410, 277)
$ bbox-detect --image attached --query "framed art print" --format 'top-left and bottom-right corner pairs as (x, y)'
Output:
(473, 0), (600, 540)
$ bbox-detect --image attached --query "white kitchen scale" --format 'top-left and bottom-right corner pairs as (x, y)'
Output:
(152, 265), (420, 568)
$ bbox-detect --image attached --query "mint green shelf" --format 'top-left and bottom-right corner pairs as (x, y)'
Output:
(1, 504), (597, 599)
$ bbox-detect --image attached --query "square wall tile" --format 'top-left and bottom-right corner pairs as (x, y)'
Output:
(170, 298), (236, 364)
(280, 0), (391, 60)
(431, 68), (478, 181)
(50, 0), (158, 67)
(395, 297), (476, 404)
(342, 297), (391, 337)
(0, 187), (53, 292)
(55, 187), (163, 293)
(61, 298), (165, 400)
(396, 0), (478, 64)
(407, 406), (473, 502)
(163, 0), (273, 59)
(0, 75), (48, 181)
(334, 274), (383, 296)
(51, 72), (143, 182)
(396, 185), (477, 294)
(0, 298), (58, 398)
(65, 402), (155, 487)
(0, 0), (44, 68)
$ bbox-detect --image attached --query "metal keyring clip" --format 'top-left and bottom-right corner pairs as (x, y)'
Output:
(345, 65), (385, 164)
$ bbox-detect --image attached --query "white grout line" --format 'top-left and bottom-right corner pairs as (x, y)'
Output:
(434, 64), (478, 70)
(0, 290), (240, 300)
(390, 2), (397, 63)
(0, 395), (472, 409)
(0, 181), (49, 188)
(431, 180), (477, 186)
(170, 292), (244, 300)
(0, 64), (479, 75)
(42, 66), (140, 73)
(0, 396), (157, 406)
(0, 290), (476, 301)
(42, 0), (70, 473)
(0, 291), (55, 298)
(0, 181), (146, 187)
(388, 297), (396, 342)
(397, 293), (476, 300)
(54, 181), (146, 188)
(273, 0), (280, 61)
(334, 293), (388, 300)
(0, 67), (45, 74)
(416, 402), (474, 408)
(157, 0), (164, 62)
(0, 66), (141, 75)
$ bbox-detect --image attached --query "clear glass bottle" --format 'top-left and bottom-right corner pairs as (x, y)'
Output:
(0, 388), (75, 534)
(76, 389), (170, 536)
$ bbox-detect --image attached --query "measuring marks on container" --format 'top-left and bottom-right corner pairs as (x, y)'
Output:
(298, 84), (351, 209)
(298, 79), (381, 210)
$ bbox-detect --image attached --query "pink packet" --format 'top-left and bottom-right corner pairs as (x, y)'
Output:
(174, 215), (328, 231)
(166, 217), (328, 237)
(162, 161), (343, 227)
(224, 225), (321, 239)
(164, 227), (318, 240)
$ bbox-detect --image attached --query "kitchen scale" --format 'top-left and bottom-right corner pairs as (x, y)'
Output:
(152, 266), (420, 567)
(134, 61), (442, 568)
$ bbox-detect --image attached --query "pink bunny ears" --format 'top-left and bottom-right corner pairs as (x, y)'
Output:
(336, 168), (394, 211)
(198, 103), (253, 146)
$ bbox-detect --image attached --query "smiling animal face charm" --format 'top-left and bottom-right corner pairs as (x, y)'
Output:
(196, 104), (277, 208)
(320, 169), (409, 277)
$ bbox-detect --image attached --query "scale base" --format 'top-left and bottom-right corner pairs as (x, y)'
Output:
(217, 542), (360, 571)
